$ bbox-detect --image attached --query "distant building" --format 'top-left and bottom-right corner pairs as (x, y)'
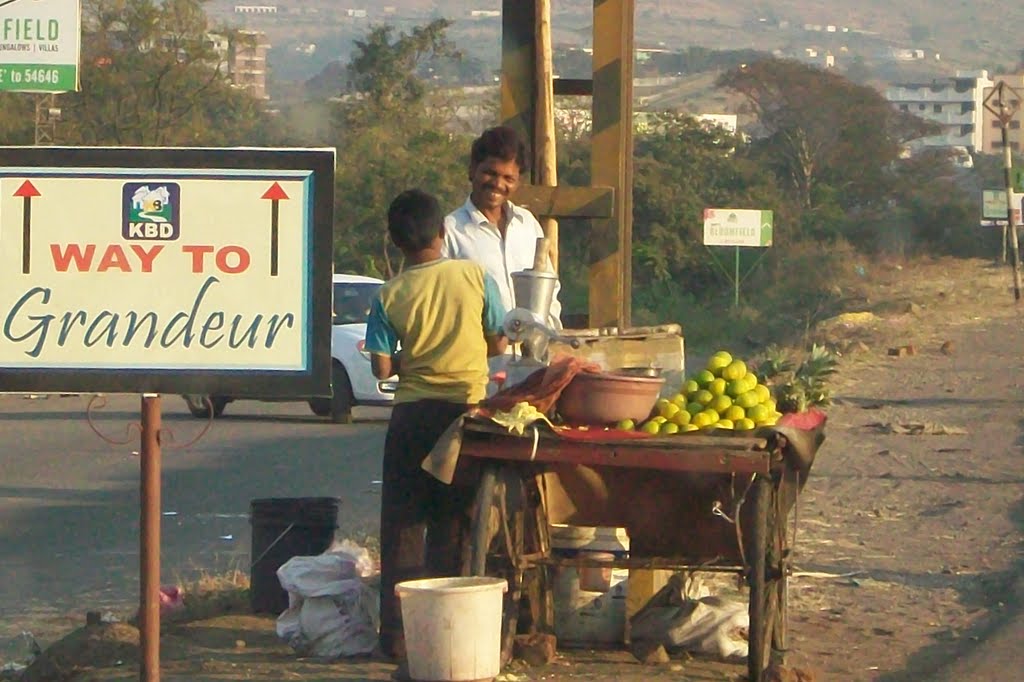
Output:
(889, 48), (921, 61)
(636, 47), (671, 63)
(234, 5), (277, 14)
(229, 30), (271, 101)
(980, 74), (1024, 154)
(884, 70), (992, 152)
(696, 113), (738, 133)
(469, 10), (500, 18)
(206, 33), (229, 57)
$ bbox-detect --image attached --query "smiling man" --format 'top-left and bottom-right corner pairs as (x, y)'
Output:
(442, 126), (562, 333)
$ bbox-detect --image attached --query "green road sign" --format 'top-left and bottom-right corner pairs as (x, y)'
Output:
(702, 208), (773, 247)
(0, 0), (81, 93)
(982, 189), (1009, 219)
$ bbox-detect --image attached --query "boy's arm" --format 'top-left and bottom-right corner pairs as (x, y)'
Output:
(371, 352), (400, 380)
(482, 273), (508, 357)
(364, 296), (400, 380)
(486, 334), (508, 357)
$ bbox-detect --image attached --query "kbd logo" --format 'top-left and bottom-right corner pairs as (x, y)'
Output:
(122, 182), (181, 240)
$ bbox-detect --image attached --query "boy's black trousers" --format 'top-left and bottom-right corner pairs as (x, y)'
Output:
(378, 399), (474, 657)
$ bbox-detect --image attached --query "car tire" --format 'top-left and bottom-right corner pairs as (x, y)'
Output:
(329, 362), (355, 424)
(183, 394), (228, 418)
(308, 398), (331, 417)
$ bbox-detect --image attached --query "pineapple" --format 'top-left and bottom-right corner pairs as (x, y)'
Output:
(755, 344), (794, 384)
(758, 344), (838, 414)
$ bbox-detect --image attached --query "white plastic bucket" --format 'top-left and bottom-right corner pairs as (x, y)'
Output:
(395, 576), (508, 681)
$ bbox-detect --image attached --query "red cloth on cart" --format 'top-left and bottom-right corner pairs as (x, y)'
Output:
(481, 354), (602, 415)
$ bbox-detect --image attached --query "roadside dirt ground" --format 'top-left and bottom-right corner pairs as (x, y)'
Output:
(5, 256), (1023, 681)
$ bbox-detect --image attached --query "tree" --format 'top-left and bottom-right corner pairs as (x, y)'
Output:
(0, 94), (35, 144)
(908, 24), (931, 43)
(344, 19), (459, 116)
(555, 114), (793, 321)
(59, 0), (282, 146)
(632, 116), (793, 296)
(717, 59), (934, 211)
(844, 56), (872, 85)
(327, 21), (471, 277)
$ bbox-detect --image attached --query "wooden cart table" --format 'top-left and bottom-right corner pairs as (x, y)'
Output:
(456, 419), (821, 682)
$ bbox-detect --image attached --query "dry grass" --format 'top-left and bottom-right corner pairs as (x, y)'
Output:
(167, 570), (251, 625)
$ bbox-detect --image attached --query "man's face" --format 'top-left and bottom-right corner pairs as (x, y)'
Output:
(469, 156), (521, 214)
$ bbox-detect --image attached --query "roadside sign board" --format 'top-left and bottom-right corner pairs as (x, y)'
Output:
(982, 189), (1009, 219)
(703, 208), (773, 247)
(0, 0), (81, 93)
(0, 147), (335, 397)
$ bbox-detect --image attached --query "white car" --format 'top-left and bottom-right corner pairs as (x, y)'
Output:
(182, 274), (396, 422)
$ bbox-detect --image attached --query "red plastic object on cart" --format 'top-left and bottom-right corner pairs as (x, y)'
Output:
(777, 407), (828, 431)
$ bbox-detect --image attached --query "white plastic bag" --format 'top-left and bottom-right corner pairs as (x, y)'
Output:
(630, 574), (749, 661)
(277, 551), (361, 598)
(275, 542), (379, 658)
(665, 596), (748, 661)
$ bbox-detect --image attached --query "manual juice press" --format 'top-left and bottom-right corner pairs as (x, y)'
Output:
(500, 238), (578, 387)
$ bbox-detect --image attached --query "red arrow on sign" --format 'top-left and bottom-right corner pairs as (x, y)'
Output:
(14, 180), (41, 197)
(14, 181), (41, 274)
(261, 182), (289, 201)
(262, 183), (289, 276)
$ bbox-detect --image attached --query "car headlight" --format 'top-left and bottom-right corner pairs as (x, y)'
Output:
(378, 380), (399, 393)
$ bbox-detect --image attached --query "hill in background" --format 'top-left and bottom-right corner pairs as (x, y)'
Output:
(206, 1), (1023, 92)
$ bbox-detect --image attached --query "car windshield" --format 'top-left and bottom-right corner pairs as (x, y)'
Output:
(333, 281), (381, 325)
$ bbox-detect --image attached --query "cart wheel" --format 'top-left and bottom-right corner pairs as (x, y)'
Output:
(746, 476), (787, 682)
(468, 463), (526, 666)
(470, 464), (499, 576)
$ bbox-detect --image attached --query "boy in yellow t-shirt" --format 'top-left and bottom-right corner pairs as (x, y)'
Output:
(364, 189), (507, 658)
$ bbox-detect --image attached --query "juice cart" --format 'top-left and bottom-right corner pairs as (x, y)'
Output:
(452, 411), (825, 682)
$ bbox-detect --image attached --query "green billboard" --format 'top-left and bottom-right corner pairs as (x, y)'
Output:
(0, 0), (81, 93)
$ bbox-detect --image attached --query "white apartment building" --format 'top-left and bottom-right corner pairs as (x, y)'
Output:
(884, 70), (993, 151)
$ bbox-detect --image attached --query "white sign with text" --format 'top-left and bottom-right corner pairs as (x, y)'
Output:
(0, 147), (335, 396)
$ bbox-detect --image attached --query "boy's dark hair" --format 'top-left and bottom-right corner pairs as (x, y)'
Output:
(470, 125), (529, 172)
(387, 189), (444, 252)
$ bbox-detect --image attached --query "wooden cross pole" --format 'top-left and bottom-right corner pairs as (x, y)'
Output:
(501, 0), (635, 329)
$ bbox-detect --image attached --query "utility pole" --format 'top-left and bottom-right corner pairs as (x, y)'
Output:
(33, 93), (60, 145)
(983, 81), (1023, 302)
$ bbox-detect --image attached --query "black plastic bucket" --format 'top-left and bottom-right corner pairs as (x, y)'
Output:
(249, 497), (340, 614)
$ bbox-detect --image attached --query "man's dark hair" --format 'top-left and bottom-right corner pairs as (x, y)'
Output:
(470, 125), (529, 172)
(387, 189), (443, 252)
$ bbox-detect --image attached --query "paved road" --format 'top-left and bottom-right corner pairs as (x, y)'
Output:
(0, 393), (390, 643)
